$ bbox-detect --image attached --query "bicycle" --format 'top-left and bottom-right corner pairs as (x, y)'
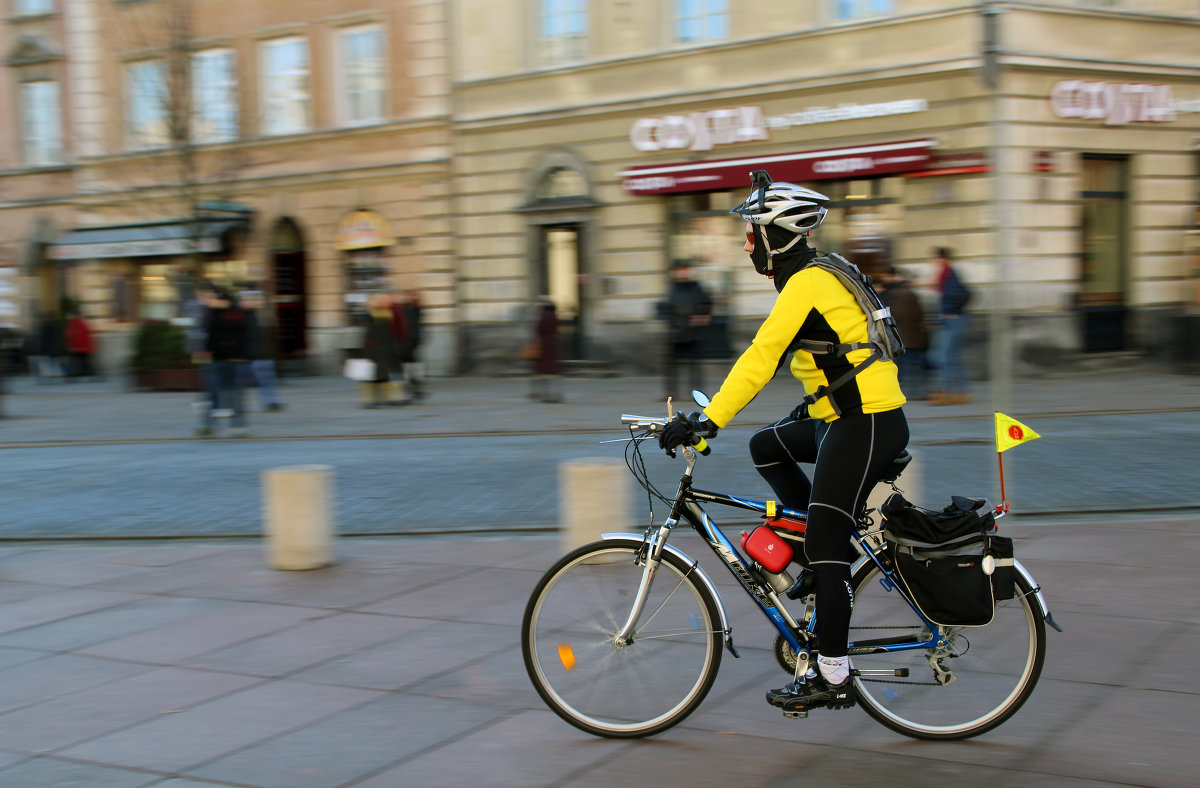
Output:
(521, 400), (1061, 740)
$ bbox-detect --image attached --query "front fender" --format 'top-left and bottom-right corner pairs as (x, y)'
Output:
(601, 532), (732, 641)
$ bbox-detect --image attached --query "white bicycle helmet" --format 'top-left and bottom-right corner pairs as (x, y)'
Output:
(732, 171), (830, 276)
(730, 170), (829, 233)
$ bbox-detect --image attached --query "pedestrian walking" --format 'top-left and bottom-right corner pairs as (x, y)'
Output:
(243, 291), (284, 412)
(64, 309), (99, 381)
(358, 292), (397, 408)
(186, 281), (220, 435)
(529, 296), (563, 403)
(396, 289), (427, 401)
(660, 259), (712, 401)
(928, 247), (972, 405)
(203, 288), (251, 436)
(32, 311), (66, 383)
(878, 266), (930, 400)
(388, 290), (415, 406)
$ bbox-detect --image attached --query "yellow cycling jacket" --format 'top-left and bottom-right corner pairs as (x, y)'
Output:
(703, 266), (906, 428)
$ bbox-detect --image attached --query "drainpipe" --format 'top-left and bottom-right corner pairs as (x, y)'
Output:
(983, 1), (1013, 414)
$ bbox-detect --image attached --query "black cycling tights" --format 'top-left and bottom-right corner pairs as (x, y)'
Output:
(748, 409), (909, 659)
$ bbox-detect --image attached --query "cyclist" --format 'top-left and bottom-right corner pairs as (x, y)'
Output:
(659, 171), (910, 713)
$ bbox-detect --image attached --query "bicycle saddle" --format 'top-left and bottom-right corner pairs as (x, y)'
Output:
(878, 450), (912, 484)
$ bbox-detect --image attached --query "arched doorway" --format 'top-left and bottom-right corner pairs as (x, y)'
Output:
(520, 153), (601, 360)
(269, 218), (308, 362)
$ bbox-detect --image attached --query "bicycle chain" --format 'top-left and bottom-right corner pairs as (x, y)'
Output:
(850, 624), (942, 686)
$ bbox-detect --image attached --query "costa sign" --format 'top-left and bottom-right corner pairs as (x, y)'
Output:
(1050, 81), (1177, 126)
(630, 100), (930, 153)
(630, 107), (768, 153)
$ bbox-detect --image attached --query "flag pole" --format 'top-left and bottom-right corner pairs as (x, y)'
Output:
(997, 450), (1007, 509)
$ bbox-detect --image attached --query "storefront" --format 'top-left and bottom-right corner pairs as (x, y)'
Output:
(49, 215), (251, 322)
(334, 208), (396, 321)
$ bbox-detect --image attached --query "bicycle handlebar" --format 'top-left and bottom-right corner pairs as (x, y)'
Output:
(619, 414), (711, 456)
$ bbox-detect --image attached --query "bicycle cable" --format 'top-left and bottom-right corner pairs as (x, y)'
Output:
(624, 427), (676, 529)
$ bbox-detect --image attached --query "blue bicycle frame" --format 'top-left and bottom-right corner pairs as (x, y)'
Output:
(678, 486), (943, 658)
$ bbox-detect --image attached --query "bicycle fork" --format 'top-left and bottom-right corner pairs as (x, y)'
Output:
(612, 521), (675, 647)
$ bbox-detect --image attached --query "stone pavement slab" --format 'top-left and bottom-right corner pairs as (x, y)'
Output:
(0, 518), (1195, 787)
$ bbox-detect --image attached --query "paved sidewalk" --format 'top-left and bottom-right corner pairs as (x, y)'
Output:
(0, 518), (1197, 787)
(2, 362), (1199, 444)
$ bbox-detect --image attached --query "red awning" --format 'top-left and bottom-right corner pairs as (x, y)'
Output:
(618, 139), (937, 196)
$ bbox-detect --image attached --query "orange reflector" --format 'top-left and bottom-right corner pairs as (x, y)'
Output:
(558, 643), (576, 671)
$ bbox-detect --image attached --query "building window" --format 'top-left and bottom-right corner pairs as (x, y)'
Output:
(337, 25), (386, 126)
(20, 80), (62, 166)
(261, 36), (310, 136)
(14, 0), (54, 17)
(538, 0), (587, 64)
(191, 48), (239, 143)
(676, 0), (727, 44)
(832, 0), (893, 21)
(126, 60), (168, 150)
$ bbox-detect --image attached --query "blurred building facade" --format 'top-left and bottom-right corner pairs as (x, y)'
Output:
(0, 0), (453, 375)
(1, 1), (1198, 377)
(452, 0), (1200, 373)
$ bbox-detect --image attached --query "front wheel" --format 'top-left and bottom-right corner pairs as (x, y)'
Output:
(521, 538), (724, 738)
(848, 561), (1046, 740)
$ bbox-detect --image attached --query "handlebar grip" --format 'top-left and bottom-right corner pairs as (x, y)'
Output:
(692, 437), (711, 456)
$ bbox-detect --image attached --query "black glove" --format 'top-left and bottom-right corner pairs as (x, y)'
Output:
(658, 412), (718, 452)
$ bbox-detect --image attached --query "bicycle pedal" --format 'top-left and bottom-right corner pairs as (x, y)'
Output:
(782, 709), (809, 720)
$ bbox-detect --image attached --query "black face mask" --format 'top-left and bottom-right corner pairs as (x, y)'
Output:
(749, 224), (813, 290)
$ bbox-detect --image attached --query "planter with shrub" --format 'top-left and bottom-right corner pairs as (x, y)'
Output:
(130, 320), (199, 391)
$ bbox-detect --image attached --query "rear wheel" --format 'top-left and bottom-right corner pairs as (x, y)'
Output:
(848, 561), (1046, 740)
(522, 538), (724, 738)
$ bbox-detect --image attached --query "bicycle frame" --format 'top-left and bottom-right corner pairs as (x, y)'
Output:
(606, 441), (1054, 674)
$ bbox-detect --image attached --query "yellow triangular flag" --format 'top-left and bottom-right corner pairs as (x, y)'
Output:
(995, 412), (1041, 453)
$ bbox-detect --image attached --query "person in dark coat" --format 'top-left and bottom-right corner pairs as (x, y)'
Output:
(33, 312), (66, 382)
(243, 291), (283, 412)
(878, 267), (929, 400)
(929, 247), (972, 405)
(661, 259), (712, 401)
(359, 292), (397, 408)
(388, 290), (416, 405)
(396, 289), (427, 400)
(203, 289), (251, 436)
(530, 296), (562, 403)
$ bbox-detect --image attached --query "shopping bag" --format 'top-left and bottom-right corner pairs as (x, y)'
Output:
(519, 341), (540, 361)
(343, 358), (376, 381)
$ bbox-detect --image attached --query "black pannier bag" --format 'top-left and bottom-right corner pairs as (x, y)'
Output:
(880, 493), (1013, 627)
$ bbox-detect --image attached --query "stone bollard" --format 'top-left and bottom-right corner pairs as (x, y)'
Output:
(262, 465), (335, 570)
(866, 451), (923, 519)
(560, 458), (631, 553)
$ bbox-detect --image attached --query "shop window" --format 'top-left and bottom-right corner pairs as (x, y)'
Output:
(538, 0), (587, 64)
(261, 36), (311, 135)
(832, 0), (893, 21)
(675, 0), (728, 44)
(20, 80), (62, 166)
(337, 24), (387, 126)
(125, 60), (168, 150)
(139, 263), (179, 321)
(192, 48), (239, 143)
(14, 0), (54, 17)
(344, 249), (388, 319)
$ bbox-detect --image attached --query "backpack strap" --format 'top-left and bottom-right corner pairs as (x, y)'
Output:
(796, 339), (876, 356)
(799, 348), (881, 417)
